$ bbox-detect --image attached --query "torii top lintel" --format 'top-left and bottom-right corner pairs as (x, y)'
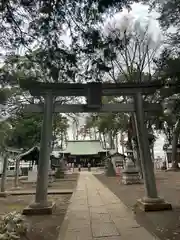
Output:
(19, 80), (163, 96)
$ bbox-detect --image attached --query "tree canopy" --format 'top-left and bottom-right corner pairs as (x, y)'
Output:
(1, 0), (180, 168)
(6, 112), (69, 150)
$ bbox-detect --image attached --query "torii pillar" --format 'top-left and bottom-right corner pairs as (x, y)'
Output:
(23, 92), (54, 215)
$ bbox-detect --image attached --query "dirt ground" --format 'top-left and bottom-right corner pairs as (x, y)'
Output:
(95, 171), (180, 240)
(0, 173), (79, 240)
(4, 173), (78, 191)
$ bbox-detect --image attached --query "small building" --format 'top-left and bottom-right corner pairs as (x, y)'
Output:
(104, 150), (126, 168)
(19, 146), (40, 166)
(163, 144), (180, 167)
(60, 140), (108, 167)
(19, 146), (60, 174)
(111, 152), (126, 167)
(0, 147), (23, 176)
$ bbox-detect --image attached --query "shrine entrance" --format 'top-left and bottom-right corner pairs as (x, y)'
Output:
(20, 80), (172, 214)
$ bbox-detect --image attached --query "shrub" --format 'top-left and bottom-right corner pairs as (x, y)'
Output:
(0, 211), (28, 240)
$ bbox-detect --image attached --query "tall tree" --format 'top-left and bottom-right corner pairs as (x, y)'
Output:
(151, 0), (180, 49)
(85, 97), (129, 149)
(87, 11), (161, 156)
(0, 87), (13, 193)
(0, 0), (141, 87)
(90, 12), (161, 83)
(154, 49), (180, 169)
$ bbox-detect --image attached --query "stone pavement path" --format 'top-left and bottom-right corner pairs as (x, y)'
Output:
(58, 172), (159, 240)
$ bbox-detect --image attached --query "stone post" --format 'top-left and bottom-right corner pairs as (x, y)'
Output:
(134, 92), (172, 211)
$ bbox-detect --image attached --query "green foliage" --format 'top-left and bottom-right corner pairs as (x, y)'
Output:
(52, 114), (69, 147)
(0, 211), (28, 240)
(85, 97), (129, 137)
(6, 112), (68, 150)
(154, 50), (180, 100)
(0, 121), (12, 149)
(1, 0), (137, 48)
(132, 133), (156, 148)
(0, 0), (143, 85)
(7, 112), (42, 149)
(154, 49), (180, 84)
(157, 0), (180, 29)
(150, 0), (180, 47)
(153, 49), (180, 143)
(0, 89), (11, 104)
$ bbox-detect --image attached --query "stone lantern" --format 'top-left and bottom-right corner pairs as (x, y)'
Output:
(121, 150), (141, 185)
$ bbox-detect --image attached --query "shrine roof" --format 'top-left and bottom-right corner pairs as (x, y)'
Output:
(62, 140), (107, 156)
(19, 146), (39, 161)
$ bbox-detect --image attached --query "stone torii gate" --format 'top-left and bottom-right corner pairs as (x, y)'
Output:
(20, 81), (172, 214)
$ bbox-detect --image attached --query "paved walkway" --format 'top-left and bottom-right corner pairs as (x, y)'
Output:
(58, 172), (159, 240)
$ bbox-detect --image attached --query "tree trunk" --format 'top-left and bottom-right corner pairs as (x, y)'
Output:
(1, 154), (8, 193)
(120, 132), (125, 155)
(170, 119), (180, 170)
(127, 115), (134, 151)
(14, 156), (20, 188)
(132, 113), (143, 178)
(94, 128), (97, 140)
(151, 144), (155, 162)
(89, 129), (93, 140)
(60, 133), (63, 149)
(102, 132), (107, 149)
(136, 146), (143, 179)
(75, 120), (79, 140)
(115, 134), (118, 152)
(109, 132), (115, 149)
(99, 132), (103, 146)
(51, 114), (56, 150)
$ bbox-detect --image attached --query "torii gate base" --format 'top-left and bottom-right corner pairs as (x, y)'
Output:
(136, 197), (172, 212)
(20, 82), (172, 214)
(23, 202), (55, 215)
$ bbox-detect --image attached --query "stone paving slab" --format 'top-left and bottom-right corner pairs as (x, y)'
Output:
(58, 172), (160, 240)
(94, 237), (120, 240)
(91, 222), (119, 238)
(90, 212), (112, 222)
(89, 206), (108, 214)
(63, 229), (93, 240)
